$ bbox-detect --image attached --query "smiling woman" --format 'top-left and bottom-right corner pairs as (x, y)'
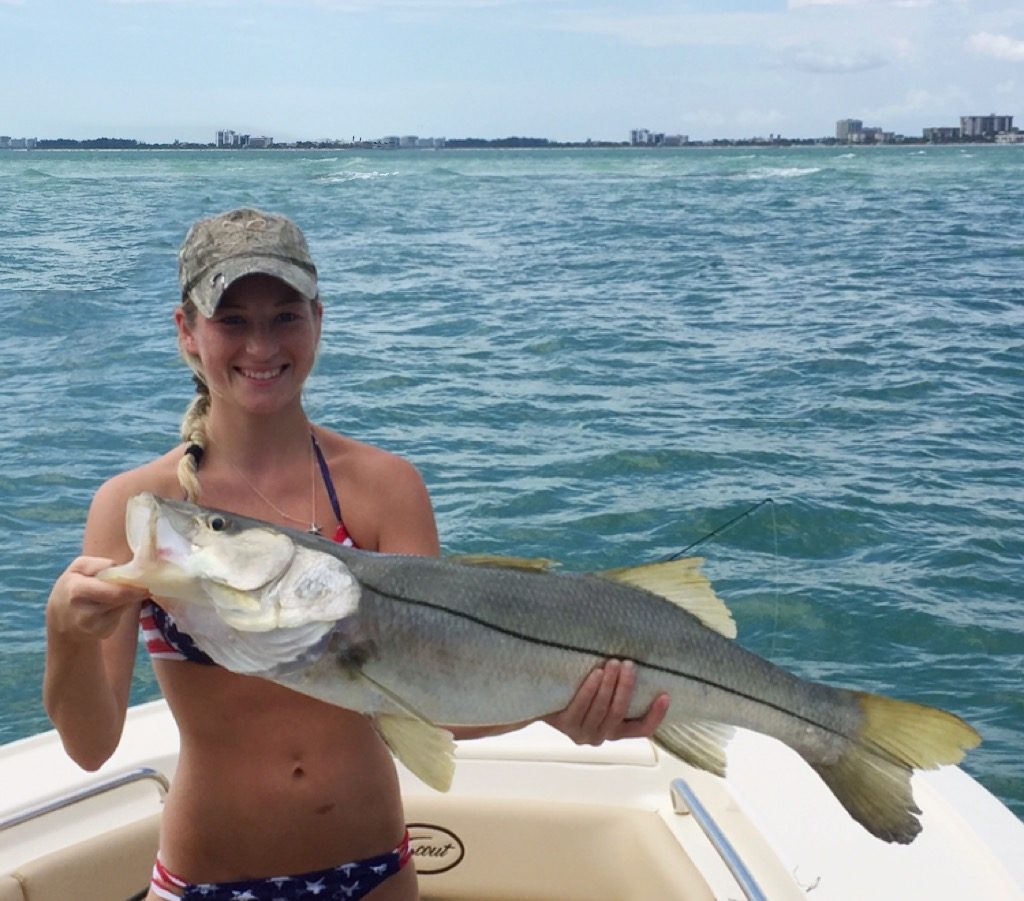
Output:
(41, 205), (668, 901)
(174, 210), (324, 506)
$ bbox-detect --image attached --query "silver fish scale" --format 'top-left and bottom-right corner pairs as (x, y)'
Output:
(330, 547), (865, 744)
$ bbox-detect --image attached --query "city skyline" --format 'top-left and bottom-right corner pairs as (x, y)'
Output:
(3, 1), (1024, 144)
(4, 106), (1019, 150)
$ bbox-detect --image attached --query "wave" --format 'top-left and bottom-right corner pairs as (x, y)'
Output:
(737, 166), (823, 180)
(314, 170), (399, 183)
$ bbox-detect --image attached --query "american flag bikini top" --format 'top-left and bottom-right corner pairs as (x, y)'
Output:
(141, 434), (355, 664)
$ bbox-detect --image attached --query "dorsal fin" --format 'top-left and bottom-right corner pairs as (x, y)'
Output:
(449, 554), (558, 573)
(598, 557), (736, 638)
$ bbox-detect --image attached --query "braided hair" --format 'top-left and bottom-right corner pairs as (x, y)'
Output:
(176, 298), (209, 503)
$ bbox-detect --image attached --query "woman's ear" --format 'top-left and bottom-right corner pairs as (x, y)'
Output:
(175, 305), (199, 355)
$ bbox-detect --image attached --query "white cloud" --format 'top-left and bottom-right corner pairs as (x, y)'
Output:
(282, 0), (511, 8)
(967, 32), (1024, 61)
(861, 86), (969, 125)
(103, 0), (240, 5)
(103, 0), (507, 5)
(552, 11), (780, 49)
(684, 106), (787, 133)
(789, 48), (889, 72)
(788, 0), (936, 7)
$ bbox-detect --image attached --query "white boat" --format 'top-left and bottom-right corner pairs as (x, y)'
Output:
(2, 699), (1022, 901)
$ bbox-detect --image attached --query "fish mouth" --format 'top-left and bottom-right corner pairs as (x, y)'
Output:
(154, 504), (198, 565)
(123, 492), (195, 569)
(96, 492), (167, 587)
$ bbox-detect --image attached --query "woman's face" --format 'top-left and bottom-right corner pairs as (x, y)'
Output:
(177, 274), (322, 416)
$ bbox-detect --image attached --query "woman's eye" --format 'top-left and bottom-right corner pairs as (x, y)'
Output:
(208, 516), (227, 532)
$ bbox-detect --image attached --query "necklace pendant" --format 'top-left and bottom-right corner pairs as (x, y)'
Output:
(308, 524), (322, 535)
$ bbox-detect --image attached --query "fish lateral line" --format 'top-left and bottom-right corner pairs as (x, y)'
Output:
(363, 585), (846, 736)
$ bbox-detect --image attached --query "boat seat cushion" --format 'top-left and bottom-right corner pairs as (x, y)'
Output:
(405, 795), (713, 901)
(12, 813), (158, 901)
(0, 875), (25, 901)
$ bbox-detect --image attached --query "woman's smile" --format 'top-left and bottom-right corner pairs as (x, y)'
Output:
(237, 364), (289, 382)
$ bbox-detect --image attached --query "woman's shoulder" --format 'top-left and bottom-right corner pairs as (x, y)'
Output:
(318, 429), (424, 487)
(84, 447), (186, 555)
(314, 428), (438, 554)
(90, 447), (186, 517)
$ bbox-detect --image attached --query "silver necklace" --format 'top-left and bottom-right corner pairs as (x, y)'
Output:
(222, 432), (321, 534)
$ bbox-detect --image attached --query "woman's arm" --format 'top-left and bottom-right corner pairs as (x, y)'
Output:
(43, 477), (150, 770)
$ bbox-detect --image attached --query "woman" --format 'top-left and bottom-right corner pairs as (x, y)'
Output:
(43, 208), (669, 900)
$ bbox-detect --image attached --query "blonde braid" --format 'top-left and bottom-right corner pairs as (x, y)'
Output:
(177, 378), (210, 503)
(176, 298), (210, 503)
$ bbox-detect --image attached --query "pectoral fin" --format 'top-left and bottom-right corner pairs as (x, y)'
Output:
(355, 668), (456, 792)
(375, 714), (456, 793)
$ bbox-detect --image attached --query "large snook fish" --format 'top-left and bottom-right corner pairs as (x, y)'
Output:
(100, 492), (980, 844)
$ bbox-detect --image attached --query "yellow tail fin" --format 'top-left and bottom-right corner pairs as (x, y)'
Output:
(812, 692), (981, 843)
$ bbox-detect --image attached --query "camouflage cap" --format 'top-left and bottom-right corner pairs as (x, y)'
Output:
(178, 208), (318, 317)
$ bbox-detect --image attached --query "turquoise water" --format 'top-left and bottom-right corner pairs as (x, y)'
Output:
(1, 147), (1021, 819)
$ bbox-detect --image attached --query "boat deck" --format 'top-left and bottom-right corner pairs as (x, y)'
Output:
(2, 701), (1022, 900)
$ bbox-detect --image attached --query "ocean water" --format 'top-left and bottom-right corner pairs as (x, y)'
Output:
(0, 146), (1021, 820)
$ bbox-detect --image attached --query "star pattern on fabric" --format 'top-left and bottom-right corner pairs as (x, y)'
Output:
(169, 834), (406, 899)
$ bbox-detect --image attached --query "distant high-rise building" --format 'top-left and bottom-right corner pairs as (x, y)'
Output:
(960, 115), (1013, 138)
(630, 129), (684, 146)
(923, 127), (960, 144)
(836, 119), (863, 143)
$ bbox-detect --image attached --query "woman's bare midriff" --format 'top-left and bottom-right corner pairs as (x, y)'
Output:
(154, 660), (410, 886)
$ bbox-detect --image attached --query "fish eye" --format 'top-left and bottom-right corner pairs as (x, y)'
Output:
(208, 515), (228, 532)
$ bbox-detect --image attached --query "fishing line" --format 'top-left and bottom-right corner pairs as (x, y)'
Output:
(665, 498), (786, 658)
(664, 498), (775, 560)
(768, 498), (781, 659)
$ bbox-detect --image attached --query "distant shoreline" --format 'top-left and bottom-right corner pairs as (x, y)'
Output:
(5, 140), (1021, 153)
(6, 134), (1023, 152)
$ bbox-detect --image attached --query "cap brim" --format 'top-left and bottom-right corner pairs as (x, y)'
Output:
(190, 255), (318, 317)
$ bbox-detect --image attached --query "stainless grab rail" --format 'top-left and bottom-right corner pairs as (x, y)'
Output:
(0, 767), (169, 832)
(671, 777), (767, 901)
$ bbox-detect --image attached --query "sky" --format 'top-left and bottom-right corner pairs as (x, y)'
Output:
(2, 0), (1023, 143)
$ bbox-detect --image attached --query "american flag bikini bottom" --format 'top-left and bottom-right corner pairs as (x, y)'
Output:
(150, 831), (411, 900)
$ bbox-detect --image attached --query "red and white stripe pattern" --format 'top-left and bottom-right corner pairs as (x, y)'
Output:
(150, 857), (188, 899)
(140, 600), (187, 661)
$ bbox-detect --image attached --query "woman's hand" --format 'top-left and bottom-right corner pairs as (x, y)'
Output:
(47, 556), (148, 641)
(543, 660), (670, 746)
